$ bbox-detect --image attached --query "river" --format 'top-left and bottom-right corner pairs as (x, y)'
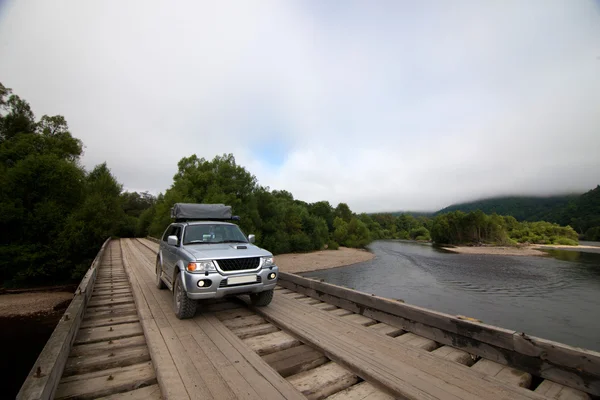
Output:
(303, 240), (600, 351)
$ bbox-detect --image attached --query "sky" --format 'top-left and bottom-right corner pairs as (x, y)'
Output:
(1, 1), (599, 212)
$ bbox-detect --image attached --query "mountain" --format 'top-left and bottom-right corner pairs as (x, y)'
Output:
(435, 186), (600, 239)
(435, 195), (578, 221)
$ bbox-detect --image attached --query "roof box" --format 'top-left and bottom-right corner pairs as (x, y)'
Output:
(170, 203), (237, 222)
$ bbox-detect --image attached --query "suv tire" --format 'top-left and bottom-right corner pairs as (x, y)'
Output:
(174, 273), (197, 319)
(250, 289), (274, 307)
(156, 259), (167, 290)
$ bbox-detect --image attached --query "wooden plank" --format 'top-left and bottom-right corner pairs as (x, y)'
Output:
(535, 380), (590, 399)
(341, 313), (378, 327)
(94, 283), (130, 289)
(472, 359), (532, 388)
(88, 296), (134, 308)
(313, 302), (338, 311)
(139, 319), (190, 399)
(243, 330), (302, 356)
(221, 314), (266, 330)
(432, 346), (476, 366)
(263, 344), (329, 378)
(90, 292), (133, 301)
(75, 322), (144, 345)
(279, 272), (600, 396)
(395, 332), (438, 351)
(202, 301), (243, 312)
(253, 293), (548, 400)
(288, 362), (359, 400)
(84, 304), (138, 319)
(369, 323), (403, 337)
(96, 384), (162, 399)
(231, 323), (280, 340)
(81, 314), (139, 329)
(326, 381), (395, 400)
(70, 336), (147, 357)
(120, 240), (191, 400)
(93, 288), (132, 296)
(64, 345), (150, 376)
(55, 361), (156, 399)
(187, 322), (258, 400)
(329, 308), (354, 317)
(17, 238), (111, 400)
(298, 297), (322, 305)
(201, 313), (306, 400)
(215, 308), (255, 321)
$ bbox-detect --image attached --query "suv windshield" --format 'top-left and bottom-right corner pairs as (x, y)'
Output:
(183, 223), (248, 245)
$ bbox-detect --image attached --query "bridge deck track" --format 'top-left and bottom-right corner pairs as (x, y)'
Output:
(30, 238), (590, 399)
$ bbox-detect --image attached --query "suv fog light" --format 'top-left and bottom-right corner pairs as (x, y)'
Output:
(197, 279), (212, 288)
(268, 273), (276, 280)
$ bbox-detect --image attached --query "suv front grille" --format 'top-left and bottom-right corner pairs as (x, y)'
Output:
(216, 257), (260, 272)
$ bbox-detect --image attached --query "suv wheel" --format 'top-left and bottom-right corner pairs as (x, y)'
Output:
(250, 289), (274, 307)
(174, 273), (197, 319)
(156, 259), (166, 290)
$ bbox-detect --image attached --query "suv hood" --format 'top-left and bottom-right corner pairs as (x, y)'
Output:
(183, 243), (272, 260)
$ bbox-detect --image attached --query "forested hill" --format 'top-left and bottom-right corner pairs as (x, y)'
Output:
(436, 195), (578, 221)
(435, 186), (600, 240)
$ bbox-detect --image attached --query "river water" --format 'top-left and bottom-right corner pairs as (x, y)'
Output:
(303, 241), (600, 351)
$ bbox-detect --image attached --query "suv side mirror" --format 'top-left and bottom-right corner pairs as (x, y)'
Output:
(167, 235), (179, 246)
(248, 234), (255, 244)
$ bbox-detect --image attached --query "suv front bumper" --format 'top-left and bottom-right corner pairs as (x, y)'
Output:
(182, 266), (279, 300)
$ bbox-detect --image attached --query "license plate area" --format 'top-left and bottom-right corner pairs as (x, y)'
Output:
(227, 275), (257, 285)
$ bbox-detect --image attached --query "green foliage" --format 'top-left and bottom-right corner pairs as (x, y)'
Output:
(430, 210), (578, 246)
(144, 154), (330, 254)
(585, 227), (600, 241)
(409, 226), (431, 241)
(327, 241), (339, 250)
(436, 187), (600, 241)
(0, 83), (155, 286)
(436, 195), (577, 221)
(555, 238), (578, 246)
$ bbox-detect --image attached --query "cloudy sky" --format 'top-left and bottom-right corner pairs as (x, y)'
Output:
(1, 1), (599, 212)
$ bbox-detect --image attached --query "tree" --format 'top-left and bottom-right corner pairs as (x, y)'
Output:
(335, 203), (353, 223)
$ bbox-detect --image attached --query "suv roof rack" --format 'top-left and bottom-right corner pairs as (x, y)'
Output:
(170, 203), (240, 222)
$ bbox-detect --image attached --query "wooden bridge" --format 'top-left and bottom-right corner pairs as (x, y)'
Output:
(17, 238), (600, 399)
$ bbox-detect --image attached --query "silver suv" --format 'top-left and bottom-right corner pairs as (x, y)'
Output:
(156, 204), (278, 319)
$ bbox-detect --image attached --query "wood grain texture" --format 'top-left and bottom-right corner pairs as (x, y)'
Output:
(288, 362), (359, 400)
(253, 293), (549, 400)
(278, 272), (600, 396)
(17, 238), (111, 400)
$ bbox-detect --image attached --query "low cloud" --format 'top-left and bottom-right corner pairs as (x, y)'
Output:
(1, 1), (599, 212)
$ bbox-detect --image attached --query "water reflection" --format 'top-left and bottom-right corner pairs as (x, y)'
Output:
(303, 240), (600, 351)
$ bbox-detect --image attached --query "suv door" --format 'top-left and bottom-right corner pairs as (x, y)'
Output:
(164, 225), (182, 282)
(160, 225), (176, 284)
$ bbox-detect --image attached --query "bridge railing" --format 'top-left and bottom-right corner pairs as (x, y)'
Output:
(17, 238), (111, 400)
(278, 272), (600, 396)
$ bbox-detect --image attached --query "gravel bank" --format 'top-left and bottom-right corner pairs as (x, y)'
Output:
(275, 247), (375, 274)
(0, 291), (73, 317)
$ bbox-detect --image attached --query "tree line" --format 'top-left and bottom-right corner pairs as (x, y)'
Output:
(0, 83), (581, 287)
(0, 83), (155, 286)
(435, 187), (600, 241)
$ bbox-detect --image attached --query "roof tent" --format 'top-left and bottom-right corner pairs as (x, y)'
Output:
(170, 203), (239, 222)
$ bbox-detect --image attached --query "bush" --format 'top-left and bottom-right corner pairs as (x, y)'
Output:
(555, 238), (578, 246)
(327, 241), (339, 250)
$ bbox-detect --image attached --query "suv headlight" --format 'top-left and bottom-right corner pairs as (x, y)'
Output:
(187, 261), (216, 273)
(261, 256), (274, 268)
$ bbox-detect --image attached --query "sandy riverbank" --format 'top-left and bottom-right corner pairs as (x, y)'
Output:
(0, 291), (73, 317)
(275, 246), (375, 273)
(442, 244), (600, 257)
(442, 246), (547, 256)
